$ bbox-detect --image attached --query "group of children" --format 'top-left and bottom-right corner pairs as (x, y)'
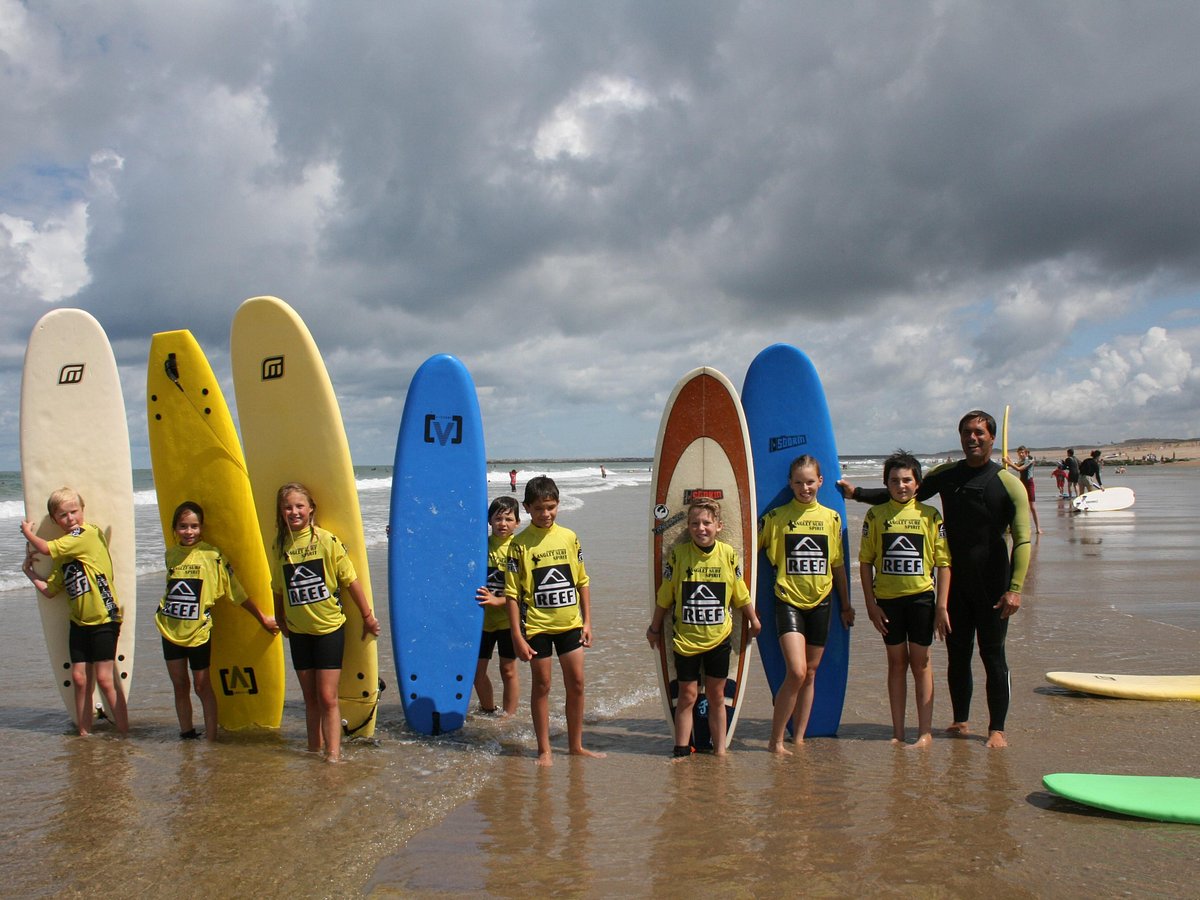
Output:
(23, 453), (951, 762)
(634, 452), (949, 758)
(22, 482), (378, 762)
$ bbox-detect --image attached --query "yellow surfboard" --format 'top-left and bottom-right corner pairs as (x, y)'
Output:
(231, 296), (381, 738)
(1046, 672), (1200, 701)
(147, 330), (285, 729)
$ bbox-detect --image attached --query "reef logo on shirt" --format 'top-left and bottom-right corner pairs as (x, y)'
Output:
(161, 578), (202, 620)
(681, 581), (727, 625)
(61, 560), (91, 599)
(784, 533), (828, 576)
(284, 561), (332, 606)
(881, 533), (926, 576)
(532, 565), (577, 609)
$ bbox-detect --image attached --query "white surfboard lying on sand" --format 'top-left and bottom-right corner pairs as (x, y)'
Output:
(1072, 487), (1134, 512)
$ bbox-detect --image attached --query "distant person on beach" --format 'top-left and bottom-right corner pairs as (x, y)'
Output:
(1004, 446), (1043, 535)
(157, 501), (278, 741)
(858, 451), (951, 748)
(1052, 462), (1067, 498)
(272, 482), (379, 763)
(509, 469), (518, 493)
(840, 410), (1031, 749)
(505, 475), (606, 765)
(600, 465), (607, 479)
(647, 498), (762, 758)
(1062, 449), (1080, 498)
(21, 488), (129, 736)
(758, 455), (854, 753)
(473, 496), (521, 717)
(1078, 450), (1103, 494)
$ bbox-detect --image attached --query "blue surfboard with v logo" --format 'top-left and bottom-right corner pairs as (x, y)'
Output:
(742, 343), (851, 737)
(389, 354), (487, 735)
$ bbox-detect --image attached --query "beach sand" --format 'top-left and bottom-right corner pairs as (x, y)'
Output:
(1, 464), (1197, 897)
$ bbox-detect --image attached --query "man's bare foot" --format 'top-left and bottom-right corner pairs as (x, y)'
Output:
(908, 733), (933, 749)
(985, 730), (1008, 748)
(945, 722), (970, 737)
(569, 747), (607, 759)
(536, 750), (554, 767)
(767, 740), (793, 756)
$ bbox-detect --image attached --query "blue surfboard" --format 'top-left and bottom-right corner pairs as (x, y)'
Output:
(389, 354), (487, 735)
(742, 344), (850, 737)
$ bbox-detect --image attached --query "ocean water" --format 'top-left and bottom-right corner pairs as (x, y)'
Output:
(2, 461), (1196, 896)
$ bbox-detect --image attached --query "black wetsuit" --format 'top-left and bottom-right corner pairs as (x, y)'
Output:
(855, 460), (1030, 732)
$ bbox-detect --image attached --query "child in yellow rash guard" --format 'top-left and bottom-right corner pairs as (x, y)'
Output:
(158, 501), (278, 741)
(473, 496), (520, 716)
(21, 487), (128, 736)
(647, 499), (761, 757)
(858, 452), (951, 747)
(757, 456), (853, 753)
(272, 483), (379, 763)
(504, 475), (605, 766)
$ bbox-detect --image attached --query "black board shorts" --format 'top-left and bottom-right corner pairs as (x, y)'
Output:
(674, 640), (732, 682)
(479, 628), (516, 660)
(775, 597), (832, 647)
(527, 627), (582, 660)
(289, 626), (346, 671)
(161, 636), (213, 670)
(68, 621), (120, 664)
(877, 593), (936, 647)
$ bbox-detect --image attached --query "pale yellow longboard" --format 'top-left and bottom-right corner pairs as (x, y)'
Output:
(1046, 672), (1200, 701)
(231, 296), (380, 738)
(20, 309), (135, 724)
(147, 330), (285, 729)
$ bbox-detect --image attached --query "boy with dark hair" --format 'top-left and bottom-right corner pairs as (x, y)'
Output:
(505, 476), (606, 766)
(859, 451), (951, 747)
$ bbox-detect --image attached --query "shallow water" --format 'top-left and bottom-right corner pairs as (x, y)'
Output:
(1, 466), (1197, 897)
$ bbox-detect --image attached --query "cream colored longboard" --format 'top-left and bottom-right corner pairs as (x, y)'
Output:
(650, 367), (755, 750)
(147, 330), (285, 729)
(1046, 671), (1200, 701)
(20, 309), (135, 724)
(231, 297), (380, 738)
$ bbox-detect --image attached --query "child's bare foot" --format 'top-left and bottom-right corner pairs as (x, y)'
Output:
(890, 736), (904, 746)
(945, 722), (970, 737)
(569, 747), (607, 759)
(767, 740), (793, 756)
(908, 733), (933, 749)
(326, 753), (343, 764)
(985, 730), (1008, 748)
(536, 750), (554, 767)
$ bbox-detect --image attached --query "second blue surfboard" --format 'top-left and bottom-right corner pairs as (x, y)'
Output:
(389, 354), (487, 735)
(742, 343), (851, 737)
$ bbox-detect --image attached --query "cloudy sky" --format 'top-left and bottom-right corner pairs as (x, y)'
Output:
(3, 1), (1199, 468)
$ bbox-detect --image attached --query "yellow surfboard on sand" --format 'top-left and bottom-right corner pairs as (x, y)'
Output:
(231, 296), (381, 738)
(147, 330), (285, 729)
(1046, 672), (1200, 701)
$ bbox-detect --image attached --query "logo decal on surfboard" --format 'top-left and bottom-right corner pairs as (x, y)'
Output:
(768, 433), (807, 453)
(58, 363), (85, 385)
(423, 414), (463, 445)
(684, 488), (724, 502)
(261, 355), (284, 380)
(219, 666), (260, 696)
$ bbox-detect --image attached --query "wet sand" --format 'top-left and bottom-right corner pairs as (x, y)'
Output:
(0, 465), (1197, 897)
(373, 466), (1200, 898)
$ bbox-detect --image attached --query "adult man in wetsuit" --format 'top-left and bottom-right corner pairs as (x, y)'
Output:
(839, 410), (1031, 748)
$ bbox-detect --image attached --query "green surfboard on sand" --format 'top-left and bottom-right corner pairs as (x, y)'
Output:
(1043, 774), (1200, 824)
